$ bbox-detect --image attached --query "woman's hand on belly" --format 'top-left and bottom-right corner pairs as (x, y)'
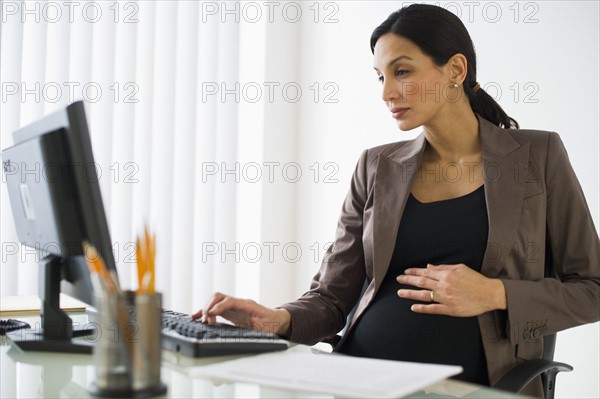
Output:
(396, 263), (507, 317)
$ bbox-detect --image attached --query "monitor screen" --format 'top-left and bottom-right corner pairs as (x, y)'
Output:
(2, 101), (117, 352)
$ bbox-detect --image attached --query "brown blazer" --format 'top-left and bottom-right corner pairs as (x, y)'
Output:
(281, 114), (600, 396)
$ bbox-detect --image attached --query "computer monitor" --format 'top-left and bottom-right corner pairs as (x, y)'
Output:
(1, 101), (117, 353)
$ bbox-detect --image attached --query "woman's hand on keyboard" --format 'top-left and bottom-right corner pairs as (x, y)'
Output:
(191, 292), (291, 338)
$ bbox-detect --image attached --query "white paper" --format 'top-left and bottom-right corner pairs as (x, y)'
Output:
(191, 349), (463, 398)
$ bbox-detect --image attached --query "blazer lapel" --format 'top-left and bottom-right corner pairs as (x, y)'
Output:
(478, 115), (530, 278)
(371, 134), (426, 292)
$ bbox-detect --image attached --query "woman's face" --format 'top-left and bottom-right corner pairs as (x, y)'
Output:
(373, 33), (457, 131)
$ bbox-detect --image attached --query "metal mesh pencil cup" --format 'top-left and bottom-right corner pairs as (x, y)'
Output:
(89, 290), (167, 397)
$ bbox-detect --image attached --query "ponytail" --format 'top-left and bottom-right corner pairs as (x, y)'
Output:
(466, 83), (519, 129)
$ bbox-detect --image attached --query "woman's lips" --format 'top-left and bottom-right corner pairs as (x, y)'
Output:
(391, 108), (409, 119)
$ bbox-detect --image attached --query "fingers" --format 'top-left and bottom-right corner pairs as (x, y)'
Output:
(396, 273), (438, 290)
(191, 309), (203, 319)
(397, 289), (435, 303)
(209, 297), (247, 319)
(193, 293), (284, 332)
(403, 263), (457, 278)
(199, 293), (264, 327)
(410, 303), (451, 315)
(201, 292), (227, 324)
(397, 265), (453, 306)
(399, 263), (465, 288)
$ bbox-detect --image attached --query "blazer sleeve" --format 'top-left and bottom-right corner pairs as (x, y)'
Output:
(278, 149), (370, 345)
(501, 132), (600, 348)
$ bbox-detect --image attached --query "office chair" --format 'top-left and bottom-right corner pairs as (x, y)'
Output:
(493, 332), (573, 399)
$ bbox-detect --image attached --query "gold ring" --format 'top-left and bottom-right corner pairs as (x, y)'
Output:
(429, 290), (435, 302)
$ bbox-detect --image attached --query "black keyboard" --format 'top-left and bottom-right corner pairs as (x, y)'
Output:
(0, 319), (31, 335)
(160, 310), (289, 357)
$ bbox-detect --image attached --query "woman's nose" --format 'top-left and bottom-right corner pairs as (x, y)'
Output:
(381, 78), (399, 103)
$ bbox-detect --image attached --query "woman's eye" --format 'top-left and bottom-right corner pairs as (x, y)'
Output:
(377, 70), (408, 83)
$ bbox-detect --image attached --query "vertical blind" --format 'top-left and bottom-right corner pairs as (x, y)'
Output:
(0, 0), (301, 314)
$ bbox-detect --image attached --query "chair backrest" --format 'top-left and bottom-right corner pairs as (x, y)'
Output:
(543, 333), (557, 361)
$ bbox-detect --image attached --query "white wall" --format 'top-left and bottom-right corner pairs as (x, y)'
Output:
(292, 2), (599, 397)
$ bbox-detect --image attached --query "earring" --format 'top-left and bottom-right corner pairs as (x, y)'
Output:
(452, 82), (459, 88)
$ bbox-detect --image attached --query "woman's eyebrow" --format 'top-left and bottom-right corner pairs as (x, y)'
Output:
(374, 55), (414, 72)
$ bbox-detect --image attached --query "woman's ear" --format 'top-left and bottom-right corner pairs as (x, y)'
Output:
(447, 53), (468, 85)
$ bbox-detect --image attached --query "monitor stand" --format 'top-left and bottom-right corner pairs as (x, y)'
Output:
(6, 255), (95, 354)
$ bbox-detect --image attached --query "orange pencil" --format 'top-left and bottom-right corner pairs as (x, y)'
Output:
(136, 225), (156, 294)
(136, 237), (146, 294)
(83, 241), (115, 294)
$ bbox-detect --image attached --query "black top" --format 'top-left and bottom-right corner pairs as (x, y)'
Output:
(339, 185), (490, 386)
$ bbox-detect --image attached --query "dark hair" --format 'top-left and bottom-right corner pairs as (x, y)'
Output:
(371, 4), (519, 129)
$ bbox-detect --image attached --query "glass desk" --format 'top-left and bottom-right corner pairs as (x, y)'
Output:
(0, 311), (525, 398)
